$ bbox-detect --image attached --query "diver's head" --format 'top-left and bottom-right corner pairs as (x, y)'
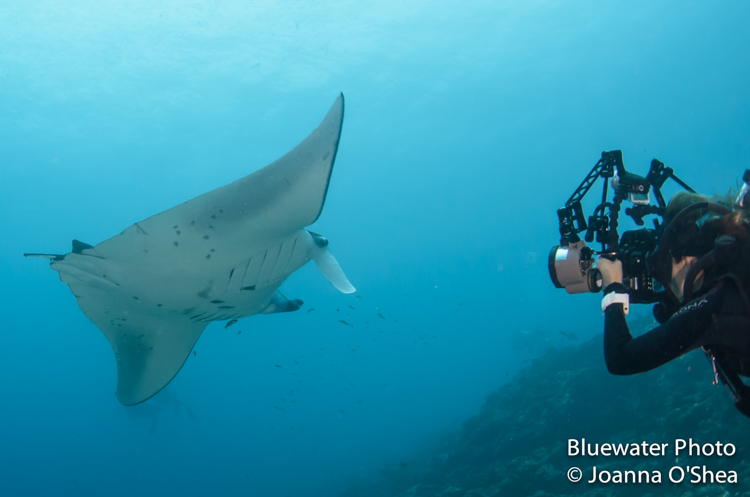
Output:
(656, 189), (750, 303)
(650, 192), (733, 303)
(662, 192), (711, 301)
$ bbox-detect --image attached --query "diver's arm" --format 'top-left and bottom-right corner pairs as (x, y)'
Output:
(603, 284), (723, 375)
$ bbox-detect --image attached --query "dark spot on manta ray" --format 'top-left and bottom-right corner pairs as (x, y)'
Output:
(229, 269), (234, 278)
(206, 254), (211, 259)
(211, 215), (216, 219)
(173, 241), (179, 247)
(191, 220), (195, 225)
(242, 285), (256, 291)
(133, 296), (139, 300)
(209, 225), (214, 229)
(210, 300), (225, 304)
(218, 305), (234, 309)
(203, 235), (210, 239)
(219, 209), (223, 213)
(210, 248), (215, 252)
(157, 304), (162, 307)
(173, 225), (177, 229)
(182, 307), (196, 315)
(176, 231), (181, 235)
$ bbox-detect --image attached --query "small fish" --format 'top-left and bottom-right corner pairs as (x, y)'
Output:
(193, 351), (196, 356)
(559, 329), (579, 340)
(275, 364), (282, 368)
(274, 406), (285, 412)
(356, 295), (364, 299)
(349, 305), (356, 310)
(377, 313), (385, 320)
(339, 408), (346, 414)
(307, 308), (316, 313)
(237, 330), (242, 335)
(225, 319), (238, 329)
(339, 320), (351, 326)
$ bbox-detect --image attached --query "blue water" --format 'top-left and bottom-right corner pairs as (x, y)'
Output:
(1, 1), (748, 496)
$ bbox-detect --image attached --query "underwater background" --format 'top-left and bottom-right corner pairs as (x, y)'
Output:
(1, 1), (749, 496)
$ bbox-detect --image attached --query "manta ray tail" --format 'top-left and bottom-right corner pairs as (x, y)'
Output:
(308, 231), (356, 294)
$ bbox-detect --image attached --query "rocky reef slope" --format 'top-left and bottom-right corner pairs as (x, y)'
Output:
(343, 334), (750, 497)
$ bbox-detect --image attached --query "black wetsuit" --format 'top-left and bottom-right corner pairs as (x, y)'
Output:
(603, 282), (750, 377)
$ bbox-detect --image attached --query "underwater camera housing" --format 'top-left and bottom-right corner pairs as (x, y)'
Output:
(548, 150), (695, 304)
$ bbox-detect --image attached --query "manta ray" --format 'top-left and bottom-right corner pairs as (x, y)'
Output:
(25, 94), (354, 405)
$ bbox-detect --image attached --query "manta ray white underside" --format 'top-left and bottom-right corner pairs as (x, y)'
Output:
(26, 94), (354, 405)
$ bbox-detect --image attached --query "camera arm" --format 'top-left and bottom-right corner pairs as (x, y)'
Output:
(646, 159), (695, 208)
(557, 151), (621, 246)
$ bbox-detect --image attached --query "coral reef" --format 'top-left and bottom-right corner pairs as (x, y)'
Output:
(343, 334), (750, 497)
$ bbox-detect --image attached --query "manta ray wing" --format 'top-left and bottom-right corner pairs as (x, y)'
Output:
(29, 94), (353, 405)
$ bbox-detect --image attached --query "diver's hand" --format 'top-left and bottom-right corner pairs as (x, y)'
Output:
(597, 256), (623, 289)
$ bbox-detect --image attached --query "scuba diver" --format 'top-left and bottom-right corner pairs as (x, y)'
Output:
(597, 191), (750, 417)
